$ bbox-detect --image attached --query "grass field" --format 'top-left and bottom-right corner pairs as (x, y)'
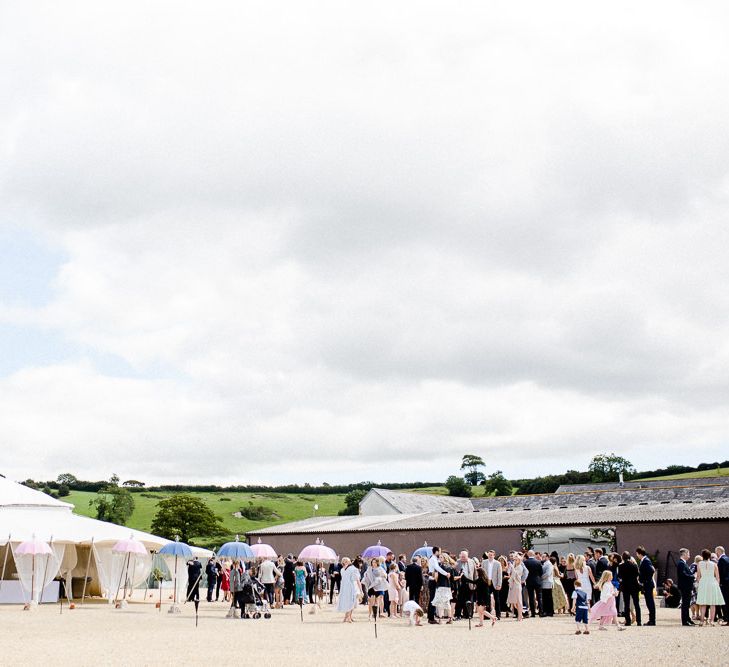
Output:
(66, 489), (350, 545)
(636, 466), (729, 481)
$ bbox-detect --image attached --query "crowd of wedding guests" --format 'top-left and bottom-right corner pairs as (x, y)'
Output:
(191, 543), (728, 629)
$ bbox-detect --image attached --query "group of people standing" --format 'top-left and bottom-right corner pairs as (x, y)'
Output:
(184, 542), (729, 631)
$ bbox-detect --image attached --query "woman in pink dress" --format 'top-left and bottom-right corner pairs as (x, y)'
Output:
(387, 564), (402, 618)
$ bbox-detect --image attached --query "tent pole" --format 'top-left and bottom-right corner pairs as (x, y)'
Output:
(0, 534), (10, 597)
(81, 539), (93, 605)
(31, 553), (35, 606)
(114, 552), (127, 605)
(39, 535), (54, 605)
(173, 554), (178, 604)
(143, 553), (151, 603)
(128, 554), (138, 600)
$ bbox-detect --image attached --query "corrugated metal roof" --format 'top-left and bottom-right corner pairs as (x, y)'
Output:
(472, 484), (729, 511)
(556, 476), (729, 493)
(249, 500), (729, 535)
(364, 488), (473, 514)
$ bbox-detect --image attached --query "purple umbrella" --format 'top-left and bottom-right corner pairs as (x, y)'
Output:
(361, 540), (390, 559)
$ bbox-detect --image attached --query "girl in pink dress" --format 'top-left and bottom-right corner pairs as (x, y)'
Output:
(589, 571), (622, 630)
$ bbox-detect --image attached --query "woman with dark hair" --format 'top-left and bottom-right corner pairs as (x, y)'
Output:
(474, 566), (497, 626)
(696, 548), (725, 625)
(617, 551), (640, 626)
(361, 557), (387, 619)
(498, 555), (510, 617)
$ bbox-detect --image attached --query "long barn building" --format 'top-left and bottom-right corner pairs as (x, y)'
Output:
(247, 476), (729, 582)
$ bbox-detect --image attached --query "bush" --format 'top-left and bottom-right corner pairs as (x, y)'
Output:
(238, 503), (278, 521)
(445, 476), (472, 498)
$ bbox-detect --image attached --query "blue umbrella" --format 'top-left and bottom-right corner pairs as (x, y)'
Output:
(159, 539), (193, 608)
(412, 541), (433, 559)
(217, 536), (254, 559)
(159, 541), (193, 557)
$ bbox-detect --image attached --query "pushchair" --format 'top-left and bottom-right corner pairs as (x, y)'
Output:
(243, 580), (272, 619)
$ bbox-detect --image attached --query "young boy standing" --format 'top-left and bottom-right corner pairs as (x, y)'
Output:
(572, 580), (590, 634)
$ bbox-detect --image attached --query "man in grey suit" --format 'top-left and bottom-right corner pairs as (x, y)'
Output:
(540, 553), (554, 616)
(482, 550), (503, 619)
(455, 550), (477, 619)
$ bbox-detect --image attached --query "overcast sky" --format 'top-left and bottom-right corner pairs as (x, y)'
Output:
(1, 1), (729, 486)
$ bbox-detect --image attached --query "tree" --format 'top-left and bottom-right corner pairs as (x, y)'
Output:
(445, 475), (473, 498)
(89, 475), (135, 525)
(588, 453), (636, 483)
(57, 473), (78, 487)
(460, 454), (486, 486)
(338, 489), (366, 516)
(483, 470), (512, 496)
(57, 483), (70, 497)
(122, 479), (146, 488)
(150, 494), (227, 543)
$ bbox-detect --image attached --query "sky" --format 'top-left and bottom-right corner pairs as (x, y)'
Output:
(1, 1), (729, 486)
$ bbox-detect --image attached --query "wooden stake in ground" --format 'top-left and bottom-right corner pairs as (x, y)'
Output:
(81, 539), (93, 605)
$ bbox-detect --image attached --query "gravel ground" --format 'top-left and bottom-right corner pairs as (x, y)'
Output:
(2, 600), (727, 666)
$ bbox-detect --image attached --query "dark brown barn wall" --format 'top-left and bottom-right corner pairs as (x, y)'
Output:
(247, 527), (523, 558)
(616, 521), (729, 581)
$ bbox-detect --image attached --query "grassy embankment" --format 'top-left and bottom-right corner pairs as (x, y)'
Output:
(636, 466), (729, 481)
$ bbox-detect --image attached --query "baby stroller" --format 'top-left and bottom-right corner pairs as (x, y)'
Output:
(243, 580), (272, 619)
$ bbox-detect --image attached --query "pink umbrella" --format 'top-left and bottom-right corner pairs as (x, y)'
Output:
(112, 538), (147, 555)
(16, 537), (52, 605)
(112, 536), (148, 605)
(298, 538), (337, 563)
(251, 538), (277, 561)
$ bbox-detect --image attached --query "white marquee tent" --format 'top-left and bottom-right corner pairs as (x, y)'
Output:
(0, 476), (210, 604)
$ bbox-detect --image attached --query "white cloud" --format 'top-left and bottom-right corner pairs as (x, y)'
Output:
(1, 1), (729, 484)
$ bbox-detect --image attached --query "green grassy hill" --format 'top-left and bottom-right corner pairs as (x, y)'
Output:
(66, 489), (349, 545)
(636, 466), (729, 482)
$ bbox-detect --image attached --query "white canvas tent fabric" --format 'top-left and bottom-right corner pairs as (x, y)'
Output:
(0, 476), (211, 603)
(93, 544), (154, 602)
(10, 541), (65, 604)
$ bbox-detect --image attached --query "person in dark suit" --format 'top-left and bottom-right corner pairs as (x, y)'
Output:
(205, 557), (217, 602)
(523, 550), (543, 618)
(636, 546), (656, 625)
(593, 548), (610, 604)
(405, 556), (424, 606)
(716, 546), (729, 625)
(676, 548), (695, 626)
(328, 562), (342, 604)
(282, 554), (295, 604)
(618, 551), (641, 626)
(186, 557), (202, 603)
(663, 579), (680, 608)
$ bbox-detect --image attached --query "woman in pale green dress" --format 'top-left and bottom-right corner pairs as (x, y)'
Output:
(695, 549), (725, 626)
(551, 558), (568, 613)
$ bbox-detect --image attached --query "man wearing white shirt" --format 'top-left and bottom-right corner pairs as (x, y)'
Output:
(427, 546), (449, 624)
(258, 558), (282, 605)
